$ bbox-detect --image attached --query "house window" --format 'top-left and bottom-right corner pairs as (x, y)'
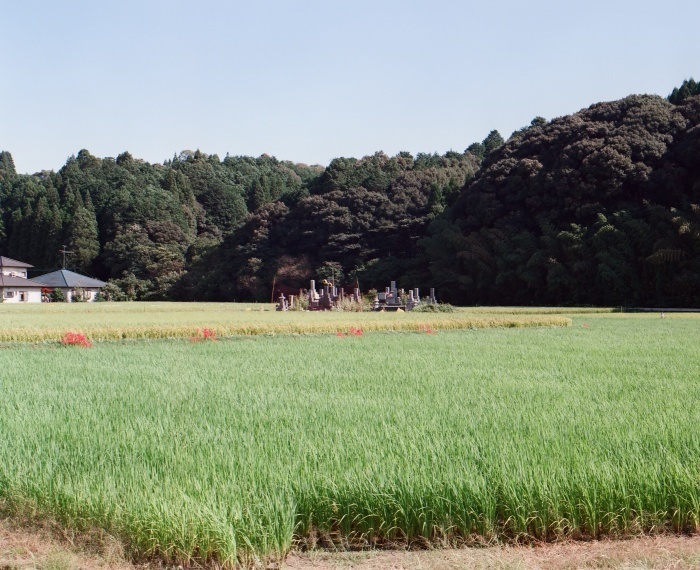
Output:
(19, 291), (27, 302)
(4, 291), (14, 298)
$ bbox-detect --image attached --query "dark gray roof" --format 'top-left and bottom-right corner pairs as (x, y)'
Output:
(33, 269), (106, 288)
(0, 274), (46, 288)
(0, 256), (33, 268)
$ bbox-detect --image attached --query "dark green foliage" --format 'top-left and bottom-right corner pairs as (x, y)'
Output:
(0, 147), (323, 300)
(66, 195), (100, 269)
(411, 302), (456, 313)
(179, 150), (479, 300)
(510, 117), (547, 140)
(0, 151), (16, 178)
(425, 92), (700, 306)
(50, 288), (65, 302)
(466, 142), (485, 160)
(465, 130), (505, 163)
(482, 130), (505, 160)
(668, 78), (700, 104)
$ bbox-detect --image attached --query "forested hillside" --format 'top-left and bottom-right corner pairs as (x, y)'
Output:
(2, 80), (699, 306)
(426, 88), (700, 306)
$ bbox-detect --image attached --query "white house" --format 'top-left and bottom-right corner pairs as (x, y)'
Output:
(0, 256), (45, 303)
(34, 269), (107, 302)
(0, 256), (32, 278)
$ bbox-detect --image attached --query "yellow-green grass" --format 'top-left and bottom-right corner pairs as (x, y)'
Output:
(1, 314), (700, 567)
(0, 302), (572, 342)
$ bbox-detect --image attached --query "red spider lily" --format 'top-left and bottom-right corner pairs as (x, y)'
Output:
(190, 328), (217, 342)
(336, 328), (362, 337)
(418, 324), (436, 334)
(61, 332), (92, 348)
(582, 323), (590, 328)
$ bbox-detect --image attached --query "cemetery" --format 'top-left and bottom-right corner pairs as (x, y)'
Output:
(276, 279), (437, 311)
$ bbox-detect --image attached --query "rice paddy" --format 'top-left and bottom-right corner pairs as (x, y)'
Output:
(0, 302), (575, 342)
(1, 305), (699, 567)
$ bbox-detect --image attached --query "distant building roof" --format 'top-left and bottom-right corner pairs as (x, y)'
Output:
(0, 274), (46, 288)
(0, 256), (33, 268)
(33, 269), (107, 289)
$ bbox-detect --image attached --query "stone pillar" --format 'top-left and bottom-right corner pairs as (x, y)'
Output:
(276, 293), (287, 311)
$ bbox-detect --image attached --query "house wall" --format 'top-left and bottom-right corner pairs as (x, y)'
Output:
(85, 288), (100, 302)
(63, 287), (101, 302)
(1, 268), (28, 278)
(1, 288), (42, 303)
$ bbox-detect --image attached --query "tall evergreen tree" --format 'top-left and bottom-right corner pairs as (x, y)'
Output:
(0, 151), (16, 177)
(66, 203), (99, 269)
(482, 130), (505, 159)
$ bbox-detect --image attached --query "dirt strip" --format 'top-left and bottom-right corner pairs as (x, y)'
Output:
(3, 518), (700, 570)
(286, 537), (700, 569)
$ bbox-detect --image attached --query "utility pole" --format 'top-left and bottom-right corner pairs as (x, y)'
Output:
(59, 245), (74, 269)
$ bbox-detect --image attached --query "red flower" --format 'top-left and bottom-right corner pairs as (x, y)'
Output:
(61, 332), (92, 348)
(190, 328), (217, 342)
(201, 328), (217, 340)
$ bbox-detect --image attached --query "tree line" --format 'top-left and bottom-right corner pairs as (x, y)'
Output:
(1, 80), (699, 306)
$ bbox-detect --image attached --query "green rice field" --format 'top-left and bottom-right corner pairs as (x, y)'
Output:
(1, 307), (699, 567)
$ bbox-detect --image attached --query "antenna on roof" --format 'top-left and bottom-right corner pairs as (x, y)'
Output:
(59, 245), (74, 269)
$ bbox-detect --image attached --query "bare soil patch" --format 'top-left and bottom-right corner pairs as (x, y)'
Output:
(286, 537), (700, 569)
(0, 518), (134, 570)
(3, 518), (700, 570)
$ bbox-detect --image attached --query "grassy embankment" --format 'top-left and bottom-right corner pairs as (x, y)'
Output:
(2, 308), (698, 567)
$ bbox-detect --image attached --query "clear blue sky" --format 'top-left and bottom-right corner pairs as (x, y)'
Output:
(2, 0), (699, 174)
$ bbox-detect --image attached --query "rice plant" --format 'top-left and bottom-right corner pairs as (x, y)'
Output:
(1, 314), (699, 567)
(0, 302), (572, 342)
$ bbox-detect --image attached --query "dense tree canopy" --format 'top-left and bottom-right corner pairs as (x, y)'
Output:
(668, 78), (700, 105)
(424, 93), (700, 306)
(2, 79), (699, 306)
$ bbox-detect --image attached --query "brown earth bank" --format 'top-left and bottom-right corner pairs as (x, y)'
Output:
(3, 519), (700, 570)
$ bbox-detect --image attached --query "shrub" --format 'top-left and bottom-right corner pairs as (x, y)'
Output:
(71, 287), (87, 302)
(412, 303), (456, 313)
(336, 297), (367, 312)
(50, 288), (65, 303)
(100, 282), (126, 302)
